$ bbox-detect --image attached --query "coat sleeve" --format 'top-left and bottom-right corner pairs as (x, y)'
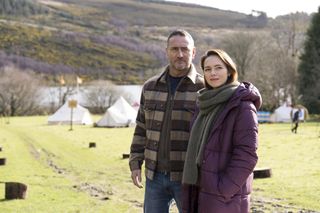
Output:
(129, 88), (146, 171)
(210, 101), (258, 199)
(182, 184), (199, 213)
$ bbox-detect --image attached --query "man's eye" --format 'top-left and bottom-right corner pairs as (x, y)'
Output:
(181, 48), (189, 52)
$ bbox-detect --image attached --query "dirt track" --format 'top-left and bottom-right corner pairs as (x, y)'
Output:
(251, 196), (319, 213)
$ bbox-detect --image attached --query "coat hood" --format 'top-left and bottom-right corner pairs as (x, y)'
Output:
(230, 81), (262, 110)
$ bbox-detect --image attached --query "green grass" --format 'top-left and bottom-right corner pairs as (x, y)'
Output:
(0, 117), (319, 212)
(253, 122), (320, 211)
(0, 116), (143, 212)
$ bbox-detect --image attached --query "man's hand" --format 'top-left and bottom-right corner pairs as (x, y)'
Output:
(131, 169), (143, 188)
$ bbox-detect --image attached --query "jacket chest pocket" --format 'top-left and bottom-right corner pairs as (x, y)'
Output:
(144, 102), (156, 118)
(183, 103), (195, 120)
(144, 102), (166, 129)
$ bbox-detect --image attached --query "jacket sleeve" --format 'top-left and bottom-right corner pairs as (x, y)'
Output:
(129, 88), (146, 171)
(218, 101), (258, 198)
(182, 184), (199, 213)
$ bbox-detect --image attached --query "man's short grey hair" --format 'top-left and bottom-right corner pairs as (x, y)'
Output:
(167, 29), (194, 47)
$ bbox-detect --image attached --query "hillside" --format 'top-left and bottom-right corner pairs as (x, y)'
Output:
(0, 0), (310, 84)
(0, 0), (49, 16)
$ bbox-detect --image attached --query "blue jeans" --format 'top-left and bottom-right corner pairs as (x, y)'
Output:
(144, 172), (182, 213)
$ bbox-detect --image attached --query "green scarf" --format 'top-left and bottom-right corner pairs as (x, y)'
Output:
(182, 82), (240, 185)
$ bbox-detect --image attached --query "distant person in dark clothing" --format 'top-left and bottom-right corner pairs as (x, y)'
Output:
(291, 109), (301, 133)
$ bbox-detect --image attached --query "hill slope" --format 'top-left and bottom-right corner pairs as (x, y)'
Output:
(0, 0), (289, 84)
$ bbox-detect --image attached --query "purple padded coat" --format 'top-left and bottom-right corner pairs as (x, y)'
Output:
(182, 82), (262, 213)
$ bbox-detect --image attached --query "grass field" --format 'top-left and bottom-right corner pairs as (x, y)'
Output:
(0, 116), (319, 212)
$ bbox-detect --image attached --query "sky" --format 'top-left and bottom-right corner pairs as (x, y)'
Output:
(165, 0), (319, 18)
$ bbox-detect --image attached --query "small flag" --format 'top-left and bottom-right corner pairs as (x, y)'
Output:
(60, 75), (65, 85)
(77, 76), (82, 84)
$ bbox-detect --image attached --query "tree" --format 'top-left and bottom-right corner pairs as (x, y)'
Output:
(84, 80), (122, 114)
(298, 7), (320, 114)
(251, 44), (297, 110)
(220, 32), (259, 80)
(270, 12), (310, 106)
(0, 66), (42, 116)
(271, 12), (309, 58)
(218, 31), (300, 111)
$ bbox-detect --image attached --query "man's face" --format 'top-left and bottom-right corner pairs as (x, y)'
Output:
(166, 35), (195, 74)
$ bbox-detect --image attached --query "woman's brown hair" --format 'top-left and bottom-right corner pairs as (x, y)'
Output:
(200, 49), (238, 88)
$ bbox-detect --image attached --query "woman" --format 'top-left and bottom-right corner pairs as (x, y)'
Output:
(182, 49), (262, 213)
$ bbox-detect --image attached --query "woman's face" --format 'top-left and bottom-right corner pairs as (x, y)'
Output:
(203, 55), (229, 88)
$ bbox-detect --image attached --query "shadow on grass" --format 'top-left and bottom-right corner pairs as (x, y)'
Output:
(0, 198), (25, 202)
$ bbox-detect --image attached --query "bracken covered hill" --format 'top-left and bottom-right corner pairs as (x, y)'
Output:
(0, 0), (311, 84)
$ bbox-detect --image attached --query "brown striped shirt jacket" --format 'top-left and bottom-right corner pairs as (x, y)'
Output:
(129, 65), (204, 181)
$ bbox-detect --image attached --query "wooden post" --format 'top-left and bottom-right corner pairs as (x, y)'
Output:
(5, 182), (27, 199)
(68, 100), (77, 131)
(254, 167), (272, 179)
(69, 107), (74, 131)
(122, 154), (130, 159)
(0, 158), (6, 166)
(89, 142), (96, 148)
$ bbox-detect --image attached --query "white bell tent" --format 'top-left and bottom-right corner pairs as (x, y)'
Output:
(270, 104), (293, 123)
(96, 96), (137, 127)
(48, 102), (93, 125)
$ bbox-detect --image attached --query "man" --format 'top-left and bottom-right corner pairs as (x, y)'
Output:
(291, 108), (301, 133)
(129, 29), (204, 213)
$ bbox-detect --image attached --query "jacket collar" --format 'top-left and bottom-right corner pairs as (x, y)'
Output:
(207, 82), (261, 134)
(157, 64), (198, 84)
